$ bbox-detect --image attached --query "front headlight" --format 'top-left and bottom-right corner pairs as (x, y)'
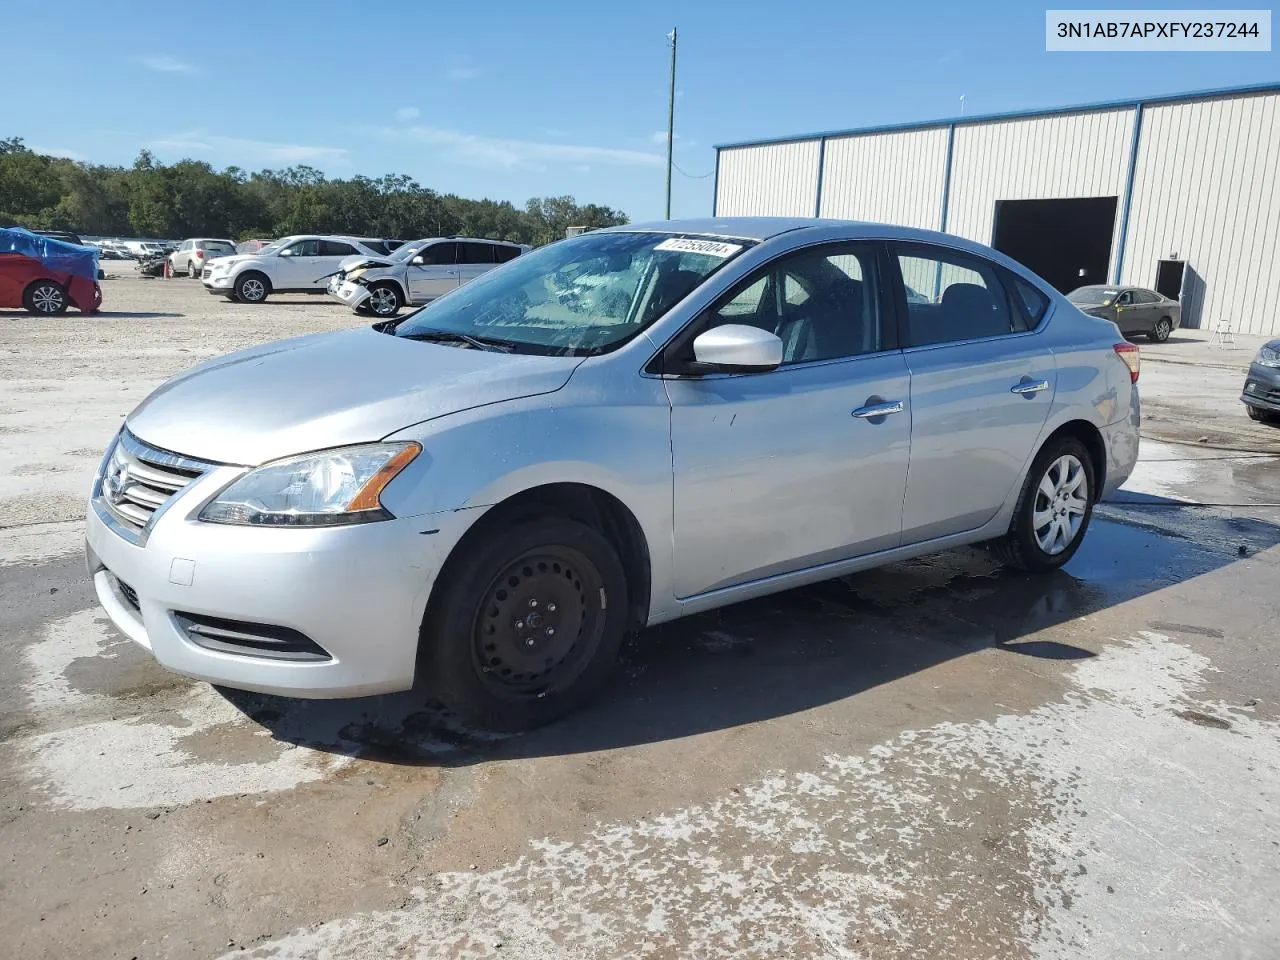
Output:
(198, 442), (421, 526)
(1257, 345), (1280, 368)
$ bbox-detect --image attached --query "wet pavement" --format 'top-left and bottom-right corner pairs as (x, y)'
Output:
(2, 291), (1280, 958)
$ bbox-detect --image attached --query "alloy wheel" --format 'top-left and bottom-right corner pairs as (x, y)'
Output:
(1032, 454), (1088, 555)
(1155, 318), (1172, 341)
(31, 284), (64, 313)
(369, 286), (398, 316)
(240, 278), (265, 302)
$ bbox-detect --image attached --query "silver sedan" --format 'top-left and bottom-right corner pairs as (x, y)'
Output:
(85, 218), (1141, 730)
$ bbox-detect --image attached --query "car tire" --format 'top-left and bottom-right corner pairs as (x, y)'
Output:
(991, 436), (1096, 573)
(421, 517), (629, 731)
(23, 280), (69, 316)
(187, 261), (198, 279)
(366, 282), (402, 317)
(1246, 404), (1278, 424)
(234, 271), (270, 304)
(1149, 317), (1173, 342)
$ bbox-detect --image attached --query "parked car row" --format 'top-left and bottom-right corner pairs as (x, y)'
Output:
(190, 233), (529, 313)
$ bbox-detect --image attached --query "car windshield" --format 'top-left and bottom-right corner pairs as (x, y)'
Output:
(392, 231), (753, 356)
(1068, 286), (1118, 305)
(390, 240), (431, 262)
(255, 239), (289, 255)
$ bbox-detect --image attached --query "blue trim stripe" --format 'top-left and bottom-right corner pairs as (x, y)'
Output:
(939, 124), (956, 233)
(813, 137), (827, 217)
(1113, 104), (1145, 284)
(711, 149), (721, 216)
(713, 80), (1280, 152)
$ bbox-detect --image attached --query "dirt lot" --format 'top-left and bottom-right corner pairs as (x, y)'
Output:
(2, 271), (1279, 959)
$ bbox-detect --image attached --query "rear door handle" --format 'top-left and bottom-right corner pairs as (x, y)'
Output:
(1010, 378), (1050, 395)
(851, 399), (905, 419)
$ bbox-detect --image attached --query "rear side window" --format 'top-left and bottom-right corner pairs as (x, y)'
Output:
(893, 244), (1020, 346)
(320, 240), (358, 257)
(1008, 274), (1050, 328)
(1133, 289), (1160, 304)
(417, 242), (458, 266)
(205, 242), (236, 257)
(363, 241), (391, 255)
(494, 245), (522, 263)
(459, 241), (497, 264)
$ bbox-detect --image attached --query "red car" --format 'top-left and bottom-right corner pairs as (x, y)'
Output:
(0, 227), (102, 315)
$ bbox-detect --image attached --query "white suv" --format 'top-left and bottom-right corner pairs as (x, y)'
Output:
(327, 237), (529, 316)
(170, 238), (237, 278)
(202, 235), (388, 303)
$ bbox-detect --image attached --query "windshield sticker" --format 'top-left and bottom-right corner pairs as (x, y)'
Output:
(654, 237), (743, 258)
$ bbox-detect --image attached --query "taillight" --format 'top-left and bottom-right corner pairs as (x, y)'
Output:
(1114, 342), (1140, 383)
(195, 249), (205, 258)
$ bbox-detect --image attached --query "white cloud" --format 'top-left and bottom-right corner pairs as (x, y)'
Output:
(446, 67), (482, 81)
(147, 129), (349, 165)
(395, 106), (421, 122)
(28, 145), (84, 161)
(374, 124), (664, 170)
(541, 127), (572, 139)
(137, 55), (198, 75)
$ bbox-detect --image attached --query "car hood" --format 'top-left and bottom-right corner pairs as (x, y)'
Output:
(126, 327), (583, 465)
(339, 255), (394, 271)
(204, 253), (256, 269)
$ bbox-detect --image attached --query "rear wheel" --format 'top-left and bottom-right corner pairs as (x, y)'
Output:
(23, 280), (68, 315)
(187, 260), (198, 279)
(1149, 317), (1173, 342)
(991, 436), (1095, 572)
(234, 272), (269, 303)
(421, 517), (628, 731)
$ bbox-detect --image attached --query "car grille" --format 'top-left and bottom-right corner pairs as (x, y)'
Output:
(1245, 380), (1280, 405)
(116, 577), (141, 612)
(202, 267), (212, 280)
(99, 429), (216, 543)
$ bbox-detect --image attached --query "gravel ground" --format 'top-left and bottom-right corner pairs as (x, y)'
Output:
(2, 273), (1279, 959)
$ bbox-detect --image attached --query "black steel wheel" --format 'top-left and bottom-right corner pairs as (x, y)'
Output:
(422, 517), (629, 730)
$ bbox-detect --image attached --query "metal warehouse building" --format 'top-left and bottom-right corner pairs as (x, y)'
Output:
(713, 82), (1280, 336)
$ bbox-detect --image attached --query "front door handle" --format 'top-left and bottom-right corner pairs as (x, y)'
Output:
(851, 399), (905, 419)
(1010, 378), (1050, 395)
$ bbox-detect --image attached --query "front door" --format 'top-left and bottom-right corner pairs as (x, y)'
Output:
(406, 241), (460, 302)
(274, 238), (324, 290)
(666, 240), (911, 599)
(890, 242), (1056, 543)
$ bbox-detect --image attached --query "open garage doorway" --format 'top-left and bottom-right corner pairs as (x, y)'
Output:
(992, 197), (1118, 294)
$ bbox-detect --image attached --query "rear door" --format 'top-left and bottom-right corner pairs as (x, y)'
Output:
(889, 241), (1056, 544)
(316, 240), (360, 288)
(405, 241), (459, 302)
(456, 241), (497, 287)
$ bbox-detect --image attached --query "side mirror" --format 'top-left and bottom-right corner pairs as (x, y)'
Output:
(690, 324), (783, 373)
(279, 248), (294, 257)
(410, 255), (425, 266)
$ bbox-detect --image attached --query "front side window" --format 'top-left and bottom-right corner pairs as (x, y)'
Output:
(393, 231), (752, 356)
(416, 242), (458, 266)
(894, 244), (1019, 346)
(693, 242), (884, 365)
(284, 239), (320, 257)
(1115, 290), (1134, 305)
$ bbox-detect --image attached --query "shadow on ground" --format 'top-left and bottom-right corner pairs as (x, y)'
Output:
(220, 506), (1279, 766)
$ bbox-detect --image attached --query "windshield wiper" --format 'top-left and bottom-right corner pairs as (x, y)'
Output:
(401, 330), (515, 353)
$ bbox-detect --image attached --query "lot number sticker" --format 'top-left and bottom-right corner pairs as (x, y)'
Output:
(654, 238), (743, 258)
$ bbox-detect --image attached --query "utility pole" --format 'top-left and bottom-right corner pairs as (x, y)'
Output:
(665, 27), (677, 220)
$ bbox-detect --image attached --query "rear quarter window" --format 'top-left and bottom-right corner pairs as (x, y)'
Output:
(1009, 274), (1050, 328)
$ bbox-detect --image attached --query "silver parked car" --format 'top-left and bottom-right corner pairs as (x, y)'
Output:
(328, 237), (529, 316)
(85, 218), (1141, 730)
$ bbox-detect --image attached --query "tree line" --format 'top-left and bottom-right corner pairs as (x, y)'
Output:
(0, 137), (629, 247)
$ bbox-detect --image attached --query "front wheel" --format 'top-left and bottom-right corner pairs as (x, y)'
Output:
(991, 437), (1095, 572)
(1149, 317), (1173, 342)
(23, 280), (68, 315)
(365, 282), (402, 317)
(421, 517), (629, 731)
(1246, 404), (1278, 424)
(234, 272), (269, 303)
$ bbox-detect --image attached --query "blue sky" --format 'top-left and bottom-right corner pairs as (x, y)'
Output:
(6, 1), (1277, 222)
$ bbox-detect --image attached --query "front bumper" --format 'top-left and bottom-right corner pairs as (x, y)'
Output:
(327, 277), (372, 312)
(1242, 362), (1280, 412)
(202, 271), (235, 294)
(84, 454), (478, 698)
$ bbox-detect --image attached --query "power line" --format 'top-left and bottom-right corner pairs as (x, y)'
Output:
(672, 160), (714, 179)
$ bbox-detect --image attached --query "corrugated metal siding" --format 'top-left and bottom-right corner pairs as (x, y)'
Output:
(1121, 93), (1280, 335)
(946, 110), (1135, 270)
(818, 128), (950, 228)
(715, 141), (820, 217)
